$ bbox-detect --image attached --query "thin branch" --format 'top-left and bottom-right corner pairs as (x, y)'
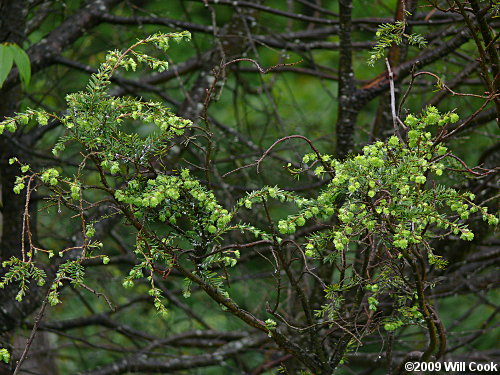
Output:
(385, 58), (406, 142)
(13, 297), (49, 375)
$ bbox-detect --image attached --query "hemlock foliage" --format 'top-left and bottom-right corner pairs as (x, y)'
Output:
(1, 31), (498, 374)
(0, 1), (498, 374)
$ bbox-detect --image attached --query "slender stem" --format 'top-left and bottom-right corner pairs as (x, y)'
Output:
(13, 297), (49, 375)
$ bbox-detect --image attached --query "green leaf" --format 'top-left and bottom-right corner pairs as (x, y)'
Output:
(0, 348), (10, 363)
(10, 44), (31, 88)
(0, 44), (14, 88)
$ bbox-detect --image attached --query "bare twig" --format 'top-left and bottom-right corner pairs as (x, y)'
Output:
(385, 58), (406, 142)
(13, 297), (49, 375)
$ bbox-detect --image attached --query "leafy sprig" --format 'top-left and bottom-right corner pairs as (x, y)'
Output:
(368, 21), (427, 66)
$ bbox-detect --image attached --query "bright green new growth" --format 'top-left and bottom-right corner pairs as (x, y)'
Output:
(289, 106), (494, 261)
(0, 31), (257, 316)
(0, 34), (497, 334)
(279, 106), (497, 331)
(0, 348), (10, 364)
(0, 32), (199, 312)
